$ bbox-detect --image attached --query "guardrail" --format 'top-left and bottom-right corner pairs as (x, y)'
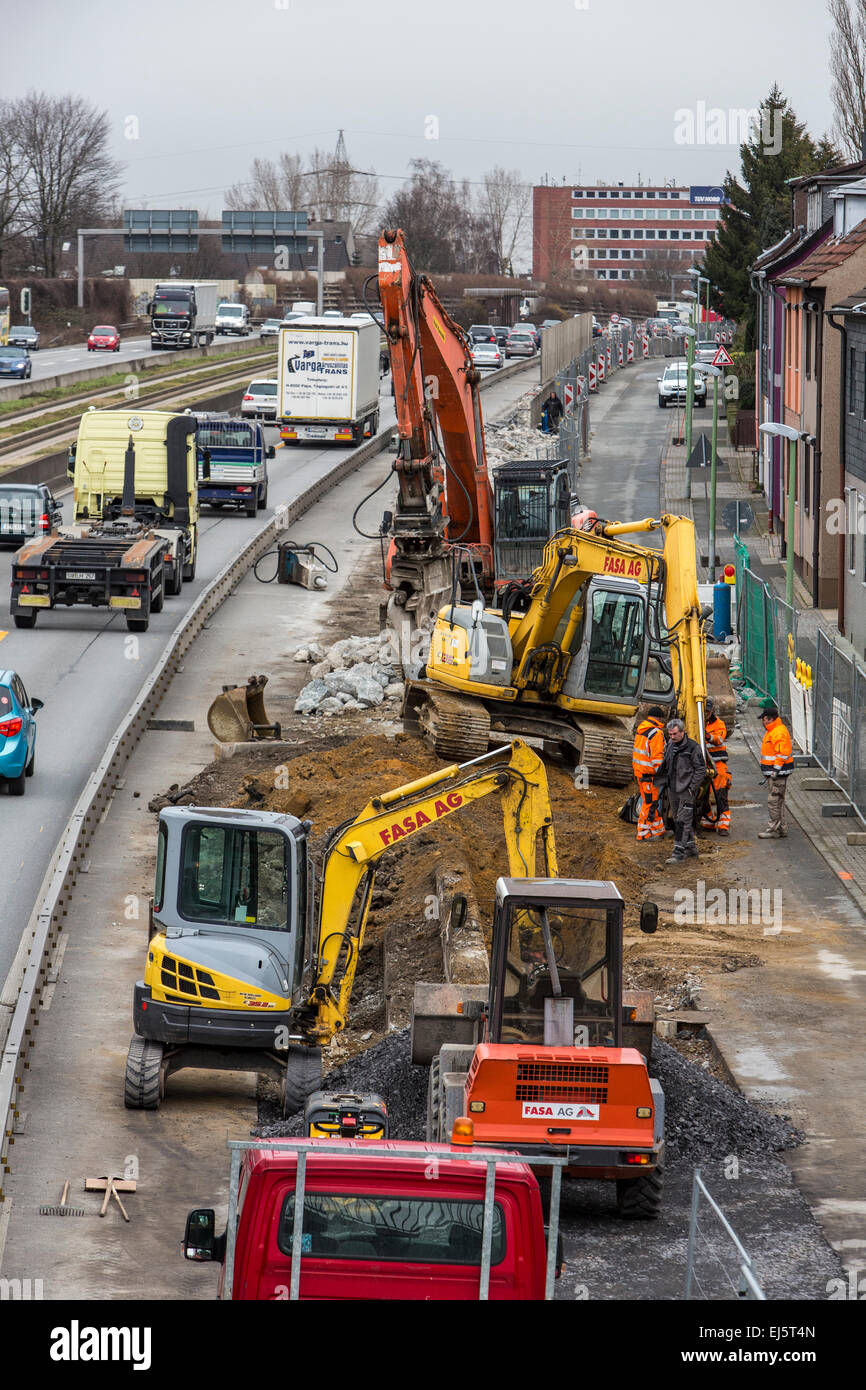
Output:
(0, 358), (534, 1202)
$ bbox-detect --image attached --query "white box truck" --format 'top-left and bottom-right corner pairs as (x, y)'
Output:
(150, 282), (220, 350)
(278, 316), (380, 445)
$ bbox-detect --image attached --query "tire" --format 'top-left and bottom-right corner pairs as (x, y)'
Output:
(182, 549), (196, 583)
(126, 616), (149, 632)
(124, 1035), (164, 1110)
(13, 613), (37, 629)
(151, 584), (164, 614)
(616, 1163), (664, 1220)
(25, 747), (35, 778)
(7, 769), (26, 796)
(370, 409), (380, 434)
(658, 397), (666, 408)
(257, 485), (268, 511)
(245, 504), (257, 518)
(167, 564), (182, 597)
(281, 1044), (322, 1118)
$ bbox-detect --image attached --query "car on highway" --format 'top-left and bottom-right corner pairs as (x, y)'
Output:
(0, 483), (63, 545)
(470, 340), (503, 369)
(469, 324), (496, 343)
(259, 319), (283, 339)
(505, 329), (537, 359)
(87, 325), (120, 352)
(657, 361), (706, 407)
(0, 345), (32, 379)
(240, 379), (279, 420)
(696, 340), (719, 365)
(493, 326), (510, 350)
(322, 310), (343, 319)
(7, 325), (39, 351)
(517, 323), (541, 349)
(0, 670), (43, 796)
(541, 318), (561, 331)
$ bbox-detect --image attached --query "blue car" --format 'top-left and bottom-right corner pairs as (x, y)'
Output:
(0, 670), (43, 795)
(0, 346), (32, 379)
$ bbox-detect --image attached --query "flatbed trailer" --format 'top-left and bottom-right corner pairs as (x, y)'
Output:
(11, 525), (167, 632)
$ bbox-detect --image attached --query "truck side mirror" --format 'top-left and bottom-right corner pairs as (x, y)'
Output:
(267, 445), (275, 459)
(184, 1208), (216, 1261)
(67, 443), (76, 478)
(639, 902), (658, 935)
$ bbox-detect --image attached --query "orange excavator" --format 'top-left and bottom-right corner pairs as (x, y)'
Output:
(374, 229), (570, 649)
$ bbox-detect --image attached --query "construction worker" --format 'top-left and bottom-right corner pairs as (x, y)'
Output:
(700, 698), (731, 836)
(758, 703), (793, 839)
(655, 717), (706, 863)
(632, 705), (666, 841)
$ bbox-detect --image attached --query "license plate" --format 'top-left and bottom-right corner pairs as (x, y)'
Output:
(303, 426), (327, 437)
(64, 571), (97, 581)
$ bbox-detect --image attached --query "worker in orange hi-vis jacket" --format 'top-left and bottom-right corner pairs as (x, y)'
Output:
(758, 703), (794, 838)
(632, 705), (666, 841)
(700, 698), (731, 836)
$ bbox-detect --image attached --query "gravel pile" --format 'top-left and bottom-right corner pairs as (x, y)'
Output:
(257, 1030), (802, 1160)
(292, 634), (408, 717)
(652, 1039), (802, 1162)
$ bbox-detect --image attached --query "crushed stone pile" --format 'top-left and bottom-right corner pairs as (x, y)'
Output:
(257, 1029), (802, 1163)
(291, 634), (409, 717)
(483, 395), (548, 473)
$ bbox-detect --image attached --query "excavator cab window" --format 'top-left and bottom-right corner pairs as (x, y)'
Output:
(490, 897), (622, 1048)
(179, 823), (289, 931)
(495, 483), (550, 540)
(584, 590), (645, 698)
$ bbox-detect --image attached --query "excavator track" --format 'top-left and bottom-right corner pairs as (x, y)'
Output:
(576, 716), (635, 788)
(415, 688), (492, 763)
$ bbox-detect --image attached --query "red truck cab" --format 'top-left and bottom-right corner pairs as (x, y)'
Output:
(185, 1139), (556, 1300)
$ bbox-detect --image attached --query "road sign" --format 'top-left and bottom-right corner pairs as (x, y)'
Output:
(712, 345), (734, 368)
(610, 312), (620, 325)
(563, 382), (574, 415)
(627, 340), (634, 362)
(686, 433), (713, 469)
(123, 209), (198, 252)
(588, 361), (597, 391)
(221, 209), (308, 254)
(721, 499), (754, 535)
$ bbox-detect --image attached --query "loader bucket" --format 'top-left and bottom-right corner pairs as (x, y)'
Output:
(207, 674), (282, 742)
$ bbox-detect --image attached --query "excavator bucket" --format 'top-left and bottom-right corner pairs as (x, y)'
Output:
(206, 674), (282, 742)
(706, 655), (737, 730)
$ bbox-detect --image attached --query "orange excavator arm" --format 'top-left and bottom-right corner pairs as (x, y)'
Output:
(377, 228), (495, 631)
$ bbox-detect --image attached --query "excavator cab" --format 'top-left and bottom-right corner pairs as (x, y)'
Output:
(493, 461), (572, 587)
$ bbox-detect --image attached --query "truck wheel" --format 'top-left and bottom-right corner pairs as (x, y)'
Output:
(281, 1044), (322, 1118)
(257, 485), (268, 510)
(126, 616), (149, 633)
(151, 585), (164, 614)
(182, 551), (196, 582)
(616, 1163), (664, 1220)
(7, 769), (26, 797)
(124, 1035), (164, 1110)
(167, 564), (183, 597)
(13, 613), (37, 629)
(370, 409), (380, 435)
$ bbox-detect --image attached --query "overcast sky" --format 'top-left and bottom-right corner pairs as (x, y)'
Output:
(5, 0), (840, 214)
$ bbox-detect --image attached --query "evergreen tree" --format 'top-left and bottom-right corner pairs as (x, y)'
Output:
(702, 86), (840, 348)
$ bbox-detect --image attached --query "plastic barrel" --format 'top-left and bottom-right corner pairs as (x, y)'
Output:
(713, 581), (732, 640)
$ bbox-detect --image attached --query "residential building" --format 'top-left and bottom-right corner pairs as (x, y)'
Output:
(827, 290), (866, 656)
(532, 183), (724, 282)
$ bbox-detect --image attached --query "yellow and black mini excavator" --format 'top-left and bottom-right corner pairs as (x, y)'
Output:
(403, 512), (711, 785)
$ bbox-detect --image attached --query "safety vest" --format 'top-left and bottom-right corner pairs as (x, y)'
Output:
(632, 718), (665, 779)
(705, 715), (727, 762)
(760, 718), (794, 777)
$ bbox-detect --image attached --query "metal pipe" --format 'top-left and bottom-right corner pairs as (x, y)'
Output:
(825, 312), (847, 636)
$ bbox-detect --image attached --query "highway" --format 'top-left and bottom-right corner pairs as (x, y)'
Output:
(0, 328), (273, 391)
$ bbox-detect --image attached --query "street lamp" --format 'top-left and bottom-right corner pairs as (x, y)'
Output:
(681, 291), (698, 484)
(758, 421), (804, 607)
(701, 362), (724, 580)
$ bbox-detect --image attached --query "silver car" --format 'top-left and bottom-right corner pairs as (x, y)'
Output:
(258, 319), (282, 340)
(505, 330), (536, 359)
(470, 341), (503, 369)
(657, 362), (706, 408)
(241, 379), (278, 419)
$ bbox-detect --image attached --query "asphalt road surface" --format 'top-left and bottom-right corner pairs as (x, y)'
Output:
(0, 328), (272, 391)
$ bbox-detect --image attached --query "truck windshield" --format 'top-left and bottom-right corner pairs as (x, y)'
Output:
(499, 903), (618, 1046)
(179, 822), (289, 930)
(278, 1192), (505, 1265)
(220, 306), (243, 316)
(153, 298), (191, 316)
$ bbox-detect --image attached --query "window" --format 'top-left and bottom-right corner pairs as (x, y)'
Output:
(658, 230), (668, 240)
(609, 190), (620, 198)
(496, 482), (552, 539)
(608, 229), (619, 239)
(498, 901), (618, 1047)
(633, 230), (644, 239)
(607, 209), (620, 219)
(646, 190), (656, 198)
(621, 250), (631, 260)
(572, 190), (583, 198)
(595, 249), (606, 259)
(278, 1192), (506, 1266)
(846, 489), (856, 571)
(608, 270), (619, 279)
(645, 230), (655, 240)
(154, 823), (167, 913)
(584, 589), (645, 698)
(669, 231), (680, 240)
(179, 823), (289, 930)
(621, 190), (631, 198)
(681, 232), (692, 240)
(608, 250), (619, 258)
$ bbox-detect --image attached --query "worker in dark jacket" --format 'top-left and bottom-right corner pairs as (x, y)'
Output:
(655, 717), (706, 864)
(542, 391), (564, 434)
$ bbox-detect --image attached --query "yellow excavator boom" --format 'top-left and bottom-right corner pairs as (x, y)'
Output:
(306, 739), (557, 1043)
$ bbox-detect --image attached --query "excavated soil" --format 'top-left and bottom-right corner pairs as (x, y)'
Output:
(153, 727), (778, 1072)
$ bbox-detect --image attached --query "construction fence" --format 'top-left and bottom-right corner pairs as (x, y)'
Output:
(812, 629), (866, 822)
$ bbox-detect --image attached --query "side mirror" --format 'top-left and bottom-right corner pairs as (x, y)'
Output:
(267, 445), (276, 459)
(184, 1208), (216, 1261)
(200, 448), (211, 481)
(30, 698), (44, 713)
(639, 902), (658, 935)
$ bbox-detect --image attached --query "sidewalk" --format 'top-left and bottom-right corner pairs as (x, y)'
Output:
(663, 419), (866, 918)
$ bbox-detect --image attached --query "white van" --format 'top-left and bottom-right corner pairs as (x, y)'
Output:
(215, 302), (251, 336)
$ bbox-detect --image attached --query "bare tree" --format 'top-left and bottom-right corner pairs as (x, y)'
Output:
(829, 0), (866, 160)
(15, 92), (123, 276)
(225, 153), (307, 212)
(478, 167), (530, 274)
(0, 101), (28, 276)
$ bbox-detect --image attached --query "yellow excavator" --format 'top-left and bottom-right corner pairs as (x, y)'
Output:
(403, 512), (711, 785)
(125, 740), (560, 1113)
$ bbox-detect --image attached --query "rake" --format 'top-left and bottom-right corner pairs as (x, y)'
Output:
(39, 1180), (86, 1217)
